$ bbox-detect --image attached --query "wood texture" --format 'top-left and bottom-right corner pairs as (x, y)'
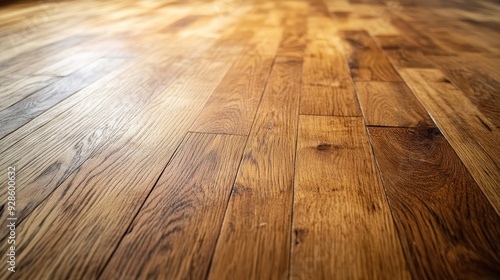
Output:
(102, 132), (245, 280)
(292, 116), (410, 279)
(0, 0), (499, 279)
(190, 55), (274, 135)
(341, 30), (403, 82)
(0, 59), (233, 279)
(369, 127), (500, 279)
(208, 57), (302, 279)
(356, 82), (434, 127)
(401, 68), (500, 214)
(0, 58), (126, 139)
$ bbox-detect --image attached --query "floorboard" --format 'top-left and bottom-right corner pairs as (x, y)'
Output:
(0, 0), (498, 279)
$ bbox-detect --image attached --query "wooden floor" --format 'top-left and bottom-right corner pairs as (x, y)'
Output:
(0, 0), (499, 279)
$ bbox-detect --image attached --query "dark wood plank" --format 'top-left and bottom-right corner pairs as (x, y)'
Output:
(208, 57), (302, 279)
(102, 132), (245, 279)
(292, 116), (410, 279)
(369, 127), (500, 279)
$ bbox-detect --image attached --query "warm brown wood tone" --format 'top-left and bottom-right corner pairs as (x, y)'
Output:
(369, 127), (500, 279)
(190, 55), (274, 135)
(0, 59), (234, 279)
(341, 30), (403, 82)
(292, 116), (410, 279)
(102, 132), (245, 280)
(400, 69), (500, 215)
(208, 57), (301, 279)
(0, 58), (127, 138)
(0, 0), (499, 279)
(356, 82), (434, 127)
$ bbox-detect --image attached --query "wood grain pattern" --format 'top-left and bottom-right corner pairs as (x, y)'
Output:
(0, 75), (58, 111)
(190, 55), (274, 135)
(374, 35), (434, 68)
(102, 132), (245, 280)
(0, 57), (126, 139)
(292, 115), (410, 279)
(0, 57), (191, 234)
(0, 0), (499, 278)
(428, 55), (500, 127)
(369, 127), (500, 279)
(356, 82), (434, 127)
(300, 85), (360, 116)
(0, 59), (233, 280)
(401, 68), (500, 215)
(341, 30), (403, 82)
(208, 57), (302, 280)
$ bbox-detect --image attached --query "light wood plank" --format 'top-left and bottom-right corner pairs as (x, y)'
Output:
(190, 55), (274, 135)
(291, 115), (410, 279)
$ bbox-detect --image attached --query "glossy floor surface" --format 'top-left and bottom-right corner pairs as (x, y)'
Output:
(0, 0), (499, 279)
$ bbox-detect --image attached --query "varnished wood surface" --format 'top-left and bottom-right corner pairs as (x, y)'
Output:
(0, 0), (498, 279)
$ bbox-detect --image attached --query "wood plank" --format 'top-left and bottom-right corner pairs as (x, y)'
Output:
(0, 57), (127, 139)
(0, 75), (58, 111)
(102, 132), (245, 279)
(341, 30), (403, 82)
(374, 35), (434, 68)
(400, 68), (500, 214)
(276, 11), (308, 58)
(0, 59), (233, 279)
(300, 85), (361, 116)
(302, 51), (353, 88)
(390, 16), (450, 55)
(356, 82), (434, 127)
(190, 55), (274, 135)
(369, 127), (500, 278)
(0, 57), (190, 232)
(428, 55), (500, 127)
(291, 115), (410, 279)
(208, 57), (302, 279)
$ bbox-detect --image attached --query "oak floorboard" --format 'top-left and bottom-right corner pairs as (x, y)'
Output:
(208, 57), (302, 280)
(400, 68), (500, 215)
(341, 30), (403, 82)
(369, 127), (500, 279)
(0, 59), (233, 280)
(291, 115), (410, 279)
(428, 55), (500, 127)
(374, 35), (435, 68)
(0, 57), (190, 234)
(102, 132), (245, 280)
(355, 82), (434, 127)
(0, 57), (127, 139)
(190, 55), (275, 135)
